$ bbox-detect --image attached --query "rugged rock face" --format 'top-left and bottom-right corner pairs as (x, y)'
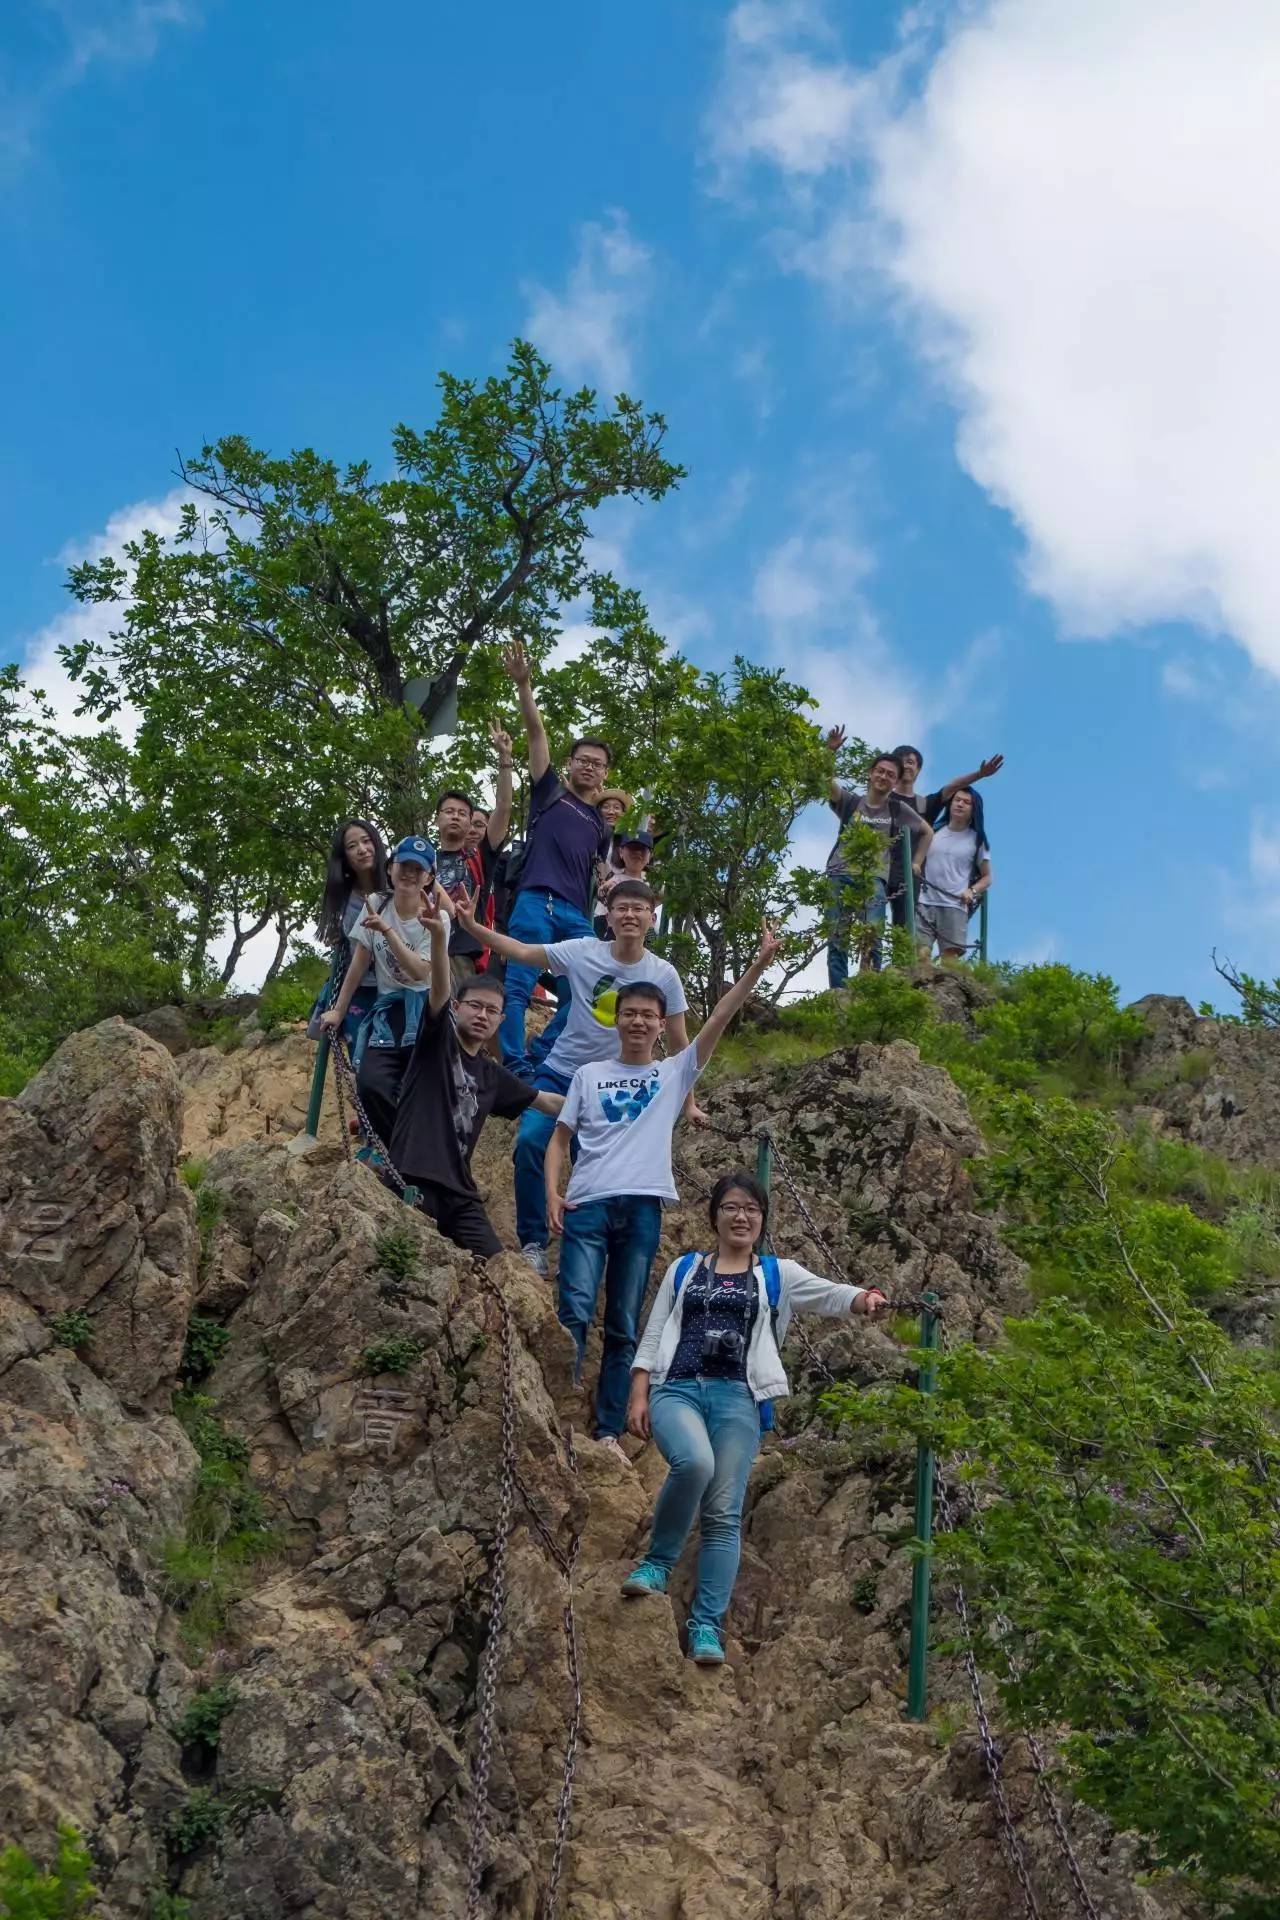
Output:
(1128, 993), (1280, 1169)
(1, 1021), (1195, 1919)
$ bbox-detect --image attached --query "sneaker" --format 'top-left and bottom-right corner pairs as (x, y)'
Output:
(687, 1625), (726, 1666)
(593, 1434), (631, 1466)
(621, 1562), (669, 1598)
(521, 1242), (549, 1277)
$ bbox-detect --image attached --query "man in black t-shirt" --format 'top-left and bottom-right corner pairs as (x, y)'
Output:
(389, 888), (566, 1259)
(433, 721), (515, 988)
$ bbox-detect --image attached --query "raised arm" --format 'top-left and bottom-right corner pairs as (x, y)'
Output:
(695, 921), (783, 1068)
(423, 885), (453, 1013)
(503, 640), (550, 783)
(453, 885), (549, 970)
(825, 724), (847, 806)
(487, 720), (515, 849)
(937, 753), (1004, 804)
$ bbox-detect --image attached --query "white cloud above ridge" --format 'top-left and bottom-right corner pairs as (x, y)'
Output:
(2, 1), (198, 168)
(710, 0), (1280, 679)
(522, 212), (652, 393)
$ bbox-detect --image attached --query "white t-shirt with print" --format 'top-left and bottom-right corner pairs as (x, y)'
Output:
(543, 938), (688, 1078)
(561, 1045), (702, 1207)
(920, 826), (987, 910)
(350, 899), (441, 996)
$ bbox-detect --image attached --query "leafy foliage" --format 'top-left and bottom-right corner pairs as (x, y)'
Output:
(922, 962), (1148, 1100)
(1204, 952), (1280, 1028)
(163, 1393), (274, 1649)
(173, 1682), (236, 1756)
(0, 1828), (97, 1918)
(256, 953), (328, 1035)
(166, 1791), (230, 1856)
(373, 1222), (421, 1284)
(827, 1092), (1280, 1917)
(48, 1310), (94, 1350)
(359, 1336), (424, 1376)
(180, 1316), (231, 1383)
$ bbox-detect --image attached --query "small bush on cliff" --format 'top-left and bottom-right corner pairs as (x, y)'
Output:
(0, 1826), (97, 1917)
(827, 1093), (1280, 1918)
(360, 1336), (423, 1376)
(373, 1222), (421, 1283)
(257, 954), (328, 1035)
(180, 1316), (230, 1383)
(922, 963), (1147, 1100)
(174, 1682), (235, 1755)
(48, 1310), (93, 1350)
(163, 1393), (274, 1649)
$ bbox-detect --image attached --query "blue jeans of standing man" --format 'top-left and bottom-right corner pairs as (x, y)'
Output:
(826, 874), (888, 987)
(557, 1194), (663, 1438)
(498, 888), (595, 1078)
(512, 1064), (574, 1250)
(647, 1377), (761, 1635)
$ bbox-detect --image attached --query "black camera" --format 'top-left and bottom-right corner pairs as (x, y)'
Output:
(701, 1326), (746, 1368)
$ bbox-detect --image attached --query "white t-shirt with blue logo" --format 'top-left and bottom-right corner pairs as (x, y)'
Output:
(560, 1045), (702, 1207)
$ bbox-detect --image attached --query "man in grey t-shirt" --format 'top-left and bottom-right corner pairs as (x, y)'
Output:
(453, 877), (705, 1274)
(823, 749), (932, 985)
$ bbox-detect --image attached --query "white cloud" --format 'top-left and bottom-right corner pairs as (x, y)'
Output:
(750, 518), (998, 749)
(523, 212), (652, 392)
(710, 0), (1280, 678)
(16, 487), (192, 740)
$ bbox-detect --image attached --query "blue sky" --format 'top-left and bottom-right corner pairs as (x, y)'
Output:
(5, 0), (1279, 1007)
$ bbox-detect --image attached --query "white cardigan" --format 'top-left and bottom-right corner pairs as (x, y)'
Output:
(632, 1255), (863, 1404)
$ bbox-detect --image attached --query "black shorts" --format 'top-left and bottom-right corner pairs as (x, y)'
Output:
(407, 1180), (504, 1261)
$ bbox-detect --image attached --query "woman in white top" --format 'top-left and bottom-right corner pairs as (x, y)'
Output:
(915, 786), (992, 964)
(622, 1169), (886, 1665)
(318, 835), (442, 1147)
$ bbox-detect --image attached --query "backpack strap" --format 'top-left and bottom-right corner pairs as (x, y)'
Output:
(760, 1255), (782, 1313)
(672, 1252), (704, 1298)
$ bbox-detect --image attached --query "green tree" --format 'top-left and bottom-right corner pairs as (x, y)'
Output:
(642, 660), (858, 1015)
(830, 1093), (1280, 1917)
(62, 341), (683, 875)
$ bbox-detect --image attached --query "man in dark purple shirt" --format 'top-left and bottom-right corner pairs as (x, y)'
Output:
(499, 640), (611, 1076)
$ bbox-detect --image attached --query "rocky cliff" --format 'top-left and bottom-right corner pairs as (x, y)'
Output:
(0, 1019), (1199, 1919)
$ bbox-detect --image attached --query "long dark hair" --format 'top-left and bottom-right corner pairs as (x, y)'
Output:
(932, 786), (989, 852)
(316, 818), (389, 946)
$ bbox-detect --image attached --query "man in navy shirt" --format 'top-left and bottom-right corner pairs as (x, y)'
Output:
(500, 640), (611, 1076)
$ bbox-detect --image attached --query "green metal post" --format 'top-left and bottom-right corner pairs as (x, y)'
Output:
(900, 825), (917, 955)
(906, 1290), (941, 1721)
(304, 1034), (330, 1139)
(978, 893), (989, 966)
(755, 1132), (772, 1196)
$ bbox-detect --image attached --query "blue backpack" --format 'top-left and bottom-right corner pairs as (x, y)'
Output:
(672, 1252), (783, 1431)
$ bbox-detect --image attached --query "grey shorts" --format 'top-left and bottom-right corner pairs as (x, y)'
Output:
(916, 901), (970, 953)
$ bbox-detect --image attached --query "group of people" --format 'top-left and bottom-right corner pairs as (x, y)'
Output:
(823, 733), (1000, 987)
(309, 657), (1020, 1660)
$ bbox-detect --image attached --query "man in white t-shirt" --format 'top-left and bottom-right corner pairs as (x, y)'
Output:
(453, 878), (706, 1274)
(543, 921), (781, 1459)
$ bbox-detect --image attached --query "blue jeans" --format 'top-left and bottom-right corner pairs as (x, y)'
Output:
(499, 888), (595, 1077)
(826, 874), (887, 987)
(513, 1064), (574, 1249)
(557, 1195), (662, 1438)
(647, 1378), (761, 1634)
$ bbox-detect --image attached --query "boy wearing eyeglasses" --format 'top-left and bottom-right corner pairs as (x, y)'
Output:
(501, 640), (613, 1077)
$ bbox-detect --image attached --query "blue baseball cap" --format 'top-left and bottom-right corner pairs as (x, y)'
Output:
(390, 835), (436, 869)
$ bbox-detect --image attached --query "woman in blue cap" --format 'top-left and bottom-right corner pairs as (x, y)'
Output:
(318, 835), (441, 1147)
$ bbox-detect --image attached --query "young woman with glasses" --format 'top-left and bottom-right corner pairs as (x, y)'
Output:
(622, 1169), (886, 1665)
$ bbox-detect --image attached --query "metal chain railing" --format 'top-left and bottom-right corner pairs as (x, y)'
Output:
(324, 1034), (582, 1920)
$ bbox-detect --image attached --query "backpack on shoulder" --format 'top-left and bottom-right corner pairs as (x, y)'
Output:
(672, 1252), (782, 1431)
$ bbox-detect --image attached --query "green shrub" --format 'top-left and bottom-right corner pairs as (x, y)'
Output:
(163, 1393), (274, 1650)
(180, 1316), (230, 1384)
(359, 1336), (423, 1376)
(147, 1896), (191, 1920)
(922, 963), (1147, 1100)
(373, 1222), (420, 1284)
(48, 1310), (93, 1350)
(166, 1791), (229, 1855)
(202, 1016), (243, 1055)
(174, 1682), (235, 1755)
(179, 1159), (207, 1192)
(0, 1826), (97, 1917)
(257, 954), (329, 1035)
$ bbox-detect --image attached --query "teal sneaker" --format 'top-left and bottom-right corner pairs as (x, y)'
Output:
(687, 1624), (725, 1665)
(620, 1562), (669, 1598)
